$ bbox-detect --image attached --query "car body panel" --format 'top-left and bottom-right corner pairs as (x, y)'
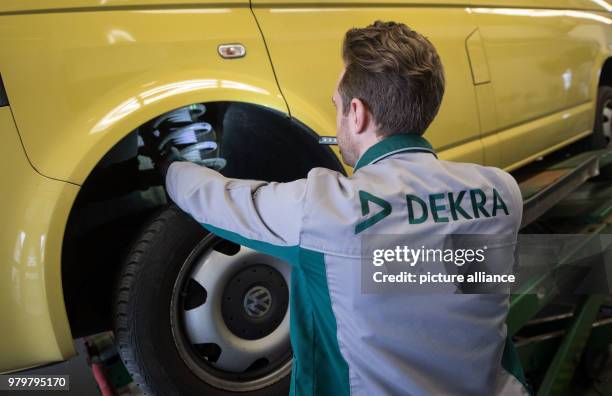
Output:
(254, 0), (611, 11)
(0, 0), (248, 13)
(252, 6), (485, 166)
(471, 7), (611, 169)
(252, 2), (611, 170)
(0, 7), (286, 184)
(470, 0), (612, 12)
(0, 107), (78, 372)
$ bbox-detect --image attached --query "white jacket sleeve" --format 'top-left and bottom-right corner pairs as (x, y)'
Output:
(165, 161), (307, 248)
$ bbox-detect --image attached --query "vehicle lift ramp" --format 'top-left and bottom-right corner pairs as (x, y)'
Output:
(510, 147), (612, 396)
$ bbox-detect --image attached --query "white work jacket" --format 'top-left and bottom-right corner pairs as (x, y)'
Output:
(166, 133), (530, 396)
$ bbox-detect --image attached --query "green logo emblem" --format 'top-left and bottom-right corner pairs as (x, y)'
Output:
(355, 190), (392, 234)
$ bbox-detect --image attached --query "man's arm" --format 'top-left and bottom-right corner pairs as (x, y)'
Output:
(165, 161), (308, 264)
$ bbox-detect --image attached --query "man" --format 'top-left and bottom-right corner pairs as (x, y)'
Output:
(165, 21), (529, 396)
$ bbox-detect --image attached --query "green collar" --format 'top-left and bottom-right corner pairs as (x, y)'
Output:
(353, 134), (436, 171)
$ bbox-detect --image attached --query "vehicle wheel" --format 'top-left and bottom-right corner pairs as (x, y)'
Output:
(589, 85), (612, 149)
(114, 205), (292, 396)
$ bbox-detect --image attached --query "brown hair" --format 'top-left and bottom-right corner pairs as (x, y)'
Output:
(339, 20), (445, 137)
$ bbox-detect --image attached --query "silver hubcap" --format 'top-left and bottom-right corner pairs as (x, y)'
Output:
(170, 237), (292, 391)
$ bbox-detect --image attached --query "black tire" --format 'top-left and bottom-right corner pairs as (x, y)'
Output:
(113, 205), (291, 396)
(588, 85), (612, 150)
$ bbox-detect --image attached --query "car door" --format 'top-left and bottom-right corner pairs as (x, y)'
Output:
(471, 0), (610, 170)
(251, 0), (484, 171)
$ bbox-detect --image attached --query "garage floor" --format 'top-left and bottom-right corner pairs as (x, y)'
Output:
(13, 334), (612, 395)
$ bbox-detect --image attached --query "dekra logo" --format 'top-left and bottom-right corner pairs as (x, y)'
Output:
(355, 188), (509, 234)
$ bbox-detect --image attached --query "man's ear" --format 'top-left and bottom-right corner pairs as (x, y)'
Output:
(350, 98), (369, 135)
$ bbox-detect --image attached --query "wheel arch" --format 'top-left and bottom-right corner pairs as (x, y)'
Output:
(60, 78), (290, 184)
(599, 56), (612, 87)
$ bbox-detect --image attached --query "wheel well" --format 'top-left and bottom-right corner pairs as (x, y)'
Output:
(61, 101), (344, 337)
(599, 57), (612, 87)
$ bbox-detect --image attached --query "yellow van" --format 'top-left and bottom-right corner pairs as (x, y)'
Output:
(1, 0), (611, 394)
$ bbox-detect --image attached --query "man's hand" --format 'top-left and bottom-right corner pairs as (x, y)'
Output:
(158, 146), (183, 183)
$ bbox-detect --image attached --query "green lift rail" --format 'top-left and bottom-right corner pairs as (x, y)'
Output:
(509, 147), (612, 396)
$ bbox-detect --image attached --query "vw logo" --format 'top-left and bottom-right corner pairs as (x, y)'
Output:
(243, 286), (272, 318)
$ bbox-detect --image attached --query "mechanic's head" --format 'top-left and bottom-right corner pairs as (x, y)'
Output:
(333, 20), (445, 167)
